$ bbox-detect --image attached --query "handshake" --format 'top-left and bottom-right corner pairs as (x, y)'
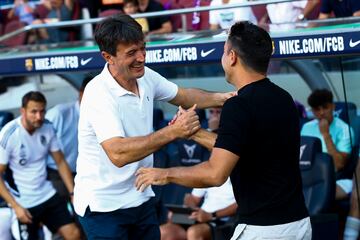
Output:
(167, 104), (201, 140)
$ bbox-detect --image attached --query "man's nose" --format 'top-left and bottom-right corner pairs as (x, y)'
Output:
(136, 51), (145, 62)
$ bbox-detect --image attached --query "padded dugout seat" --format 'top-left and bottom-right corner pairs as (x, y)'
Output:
(300, 136), (336, 214)
(0, 111), (14, 130)
(300, 136), (338, 240)
(1, 20), (26, 47)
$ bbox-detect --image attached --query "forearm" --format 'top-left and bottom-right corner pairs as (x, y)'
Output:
(176, 88), (225, 109)
(319, 13), (330, 19)
(191, 129), (217, 151)
(57, 161), (74, 194)
(105, 125), (178, 168)
(323, 133), (346, 170)
(0, 179), (20, 209)
(210, 24), (219, 30)
(213, 203), (237, 218)
(149, 22), (172, 34)
(303, 0), (319, 18)
(7, 9), (15, 19)
(167, 162), (226, 188)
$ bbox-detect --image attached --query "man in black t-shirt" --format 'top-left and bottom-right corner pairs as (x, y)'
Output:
(138, 0), (172, 34)
(136, 21), (311, 239)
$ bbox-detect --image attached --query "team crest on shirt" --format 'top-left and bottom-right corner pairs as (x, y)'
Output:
(40, 135), (47, 146)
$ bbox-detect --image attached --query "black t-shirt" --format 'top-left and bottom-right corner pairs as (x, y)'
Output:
(139, 0), (170, 31)
(214, 78), (308, 226)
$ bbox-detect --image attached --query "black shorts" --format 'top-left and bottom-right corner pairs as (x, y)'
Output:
(17, 193), (74, 240)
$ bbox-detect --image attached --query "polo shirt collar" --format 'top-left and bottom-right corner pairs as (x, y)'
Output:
(102, 63), (143, 97)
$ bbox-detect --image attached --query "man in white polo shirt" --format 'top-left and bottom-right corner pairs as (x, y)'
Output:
(74, 14), (234, 240)
(0, 91), (80, 240)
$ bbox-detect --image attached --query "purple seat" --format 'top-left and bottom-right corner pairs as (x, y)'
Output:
(1, 20), (26, 47)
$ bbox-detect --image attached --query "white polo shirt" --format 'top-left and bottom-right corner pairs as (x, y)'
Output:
(209, 0), (257, 29)
(0, 118), (59, 208)
(46, 101), (80, 173)
(74, 64), (178, 216)
(266, 1), (307, 31)
(192, 177), (236, 213)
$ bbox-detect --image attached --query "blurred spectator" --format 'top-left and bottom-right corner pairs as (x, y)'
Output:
(46, 77), (91, 199)
(209, 0), (257, 30)
(161, 178), (237, 240)
(207, 107), (221, 133)
(123, 0), (149, 33)
(0, 91), (80, 240)
(300, 89), (354, 199)
(32, 0), (74, 43)
(79, 0), (101, 18)
(260, 0), (319, 32)
(7, 0), (35, 25)
(319, 0), (360, 18)
(138, 0), (172, 34)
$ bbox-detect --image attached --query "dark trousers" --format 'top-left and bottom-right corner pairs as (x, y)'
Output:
(78, 198), (160, 240)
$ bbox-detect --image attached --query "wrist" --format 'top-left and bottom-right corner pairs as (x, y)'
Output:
(211, 211), (217, 220)
(297, 13), (306, 21)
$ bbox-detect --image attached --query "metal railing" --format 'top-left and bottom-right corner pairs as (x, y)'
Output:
(0, 0), (296, 43)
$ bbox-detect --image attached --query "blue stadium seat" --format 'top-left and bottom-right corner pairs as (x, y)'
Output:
(300, 136), (336, 215)
(300, 136), (338, 240)
(0, 111), (14, 130)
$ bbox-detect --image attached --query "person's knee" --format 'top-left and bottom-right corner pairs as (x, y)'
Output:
(160, 223), (186, 240)
(58, 223), (81, 240)
(187, 225), (202, 240)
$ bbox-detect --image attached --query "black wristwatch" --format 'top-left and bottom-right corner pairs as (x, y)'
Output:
(212, 211), (217, 220)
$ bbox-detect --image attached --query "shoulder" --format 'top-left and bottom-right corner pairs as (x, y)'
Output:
(42, 119), (55, 128)
(144, 66), (163, 78)
(142, 67), (168, 85)
(333, 117), (350, 129)
(224, 95), (249, 111)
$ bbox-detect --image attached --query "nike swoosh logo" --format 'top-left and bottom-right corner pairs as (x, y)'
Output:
(200, 48), (215, 58)
(80, 57), (93, 66)
(349, 39), (360, 48)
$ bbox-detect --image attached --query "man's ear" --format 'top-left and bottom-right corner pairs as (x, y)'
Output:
(20, 107), (25, 116)
(229, 50), (237, 66)
(101, 51), (113, 65)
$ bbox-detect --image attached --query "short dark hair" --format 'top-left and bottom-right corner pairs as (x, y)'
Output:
(22, 91), (46, 108)
(123, 0), (138, 7)
(308, 89), (333, 108)
(94, 14), (144, 56)
(227, 21), (272, 74)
